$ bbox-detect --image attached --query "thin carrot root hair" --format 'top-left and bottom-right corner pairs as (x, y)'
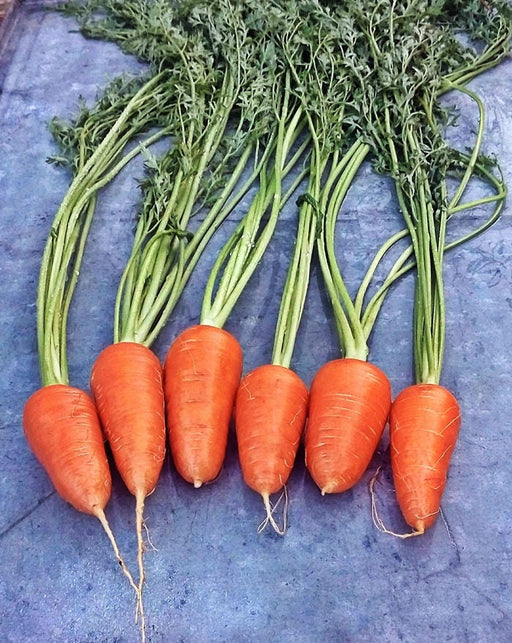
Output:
(134, 490), (147, 641)
(257, 487), (289, 536)
(369, 466), (425, 539)
(143, 516), (158, 553)
(94, 507), (142, 593)
(95, 507), (145, 641)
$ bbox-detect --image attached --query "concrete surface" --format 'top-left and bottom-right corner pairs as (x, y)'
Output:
(1, 4), (511, 642)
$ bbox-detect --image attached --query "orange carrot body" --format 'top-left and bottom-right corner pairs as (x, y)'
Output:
(91, 341), (166, 634)
(235, 364), (308, 496)
(90, 342), (166, 497)
(390, 383), (461, 532)
(164, 324), (243, 487)
(305, 358), (391, 495)
(23, 384), (111, 515)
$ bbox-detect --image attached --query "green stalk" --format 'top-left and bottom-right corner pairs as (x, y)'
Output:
(37, 73), (170, 386)
(199, 125), (309, 330)
(360, 162), (506, 339)
(200, 80), (306, 328)
(138, 140), (266, 347)
(322, 142), (372, 360)
(271, 144), (325, 368)
(114, 70), (249, 344)
(359, 77), (505, 337)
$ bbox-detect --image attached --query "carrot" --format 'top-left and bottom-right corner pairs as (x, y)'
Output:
(279, 27), (403, 500)
(91, 343), (166, 498)
(389, 383), (461, 533)
(22, 73), (178, 629)
(337, 2), (509, 538)
(164, 82), (307, 492)
(90, 341), (166, 629)
(23, 384), (137, 591)
(164, 324), (243, 488)
(305, 358), (391, 495)
(289, 134), (395, 498)
(232, 136), (318, 534)
(235, 365), (308, 533)
(23, 385), (111, 515)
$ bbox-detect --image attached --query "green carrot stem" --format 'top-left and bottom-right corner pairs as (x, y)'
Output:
(199, 82), (305, 328)
(318, 140), (371, 360)
(361, 156), (506, 338)
(271, 143), (325, 368)
(38, 102), (168, 386)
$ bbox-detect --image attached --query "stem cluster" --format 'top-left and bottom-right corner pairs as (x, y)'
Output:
(47, 0), (511, 383)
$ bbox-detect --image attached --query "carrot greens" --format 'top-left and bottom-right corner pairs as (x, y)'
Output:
(200, 75), (309, 329)
(62, 0), (288, 348)
(39, 72), (174, 387)
(27, 62), (180, 634)
(343, 0), (511, 385)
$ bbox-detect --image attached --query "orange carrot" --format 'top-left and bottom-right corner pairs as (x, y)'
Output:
(305, 358), (391, 495)
(90, 341), (166, 627)
(389, 383), (461, 533)
(293, 137), (395, 499)
(235, 364), (308, 532)
(23, 384), (137, 589)
(24, 384), (111, 515)
(91, 342), (166, 497)
(170, 94), (306, 495)
(164, 324), (243, 488)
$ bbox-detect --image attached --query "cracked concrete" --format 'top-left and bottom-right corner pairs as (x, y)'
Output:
(0, 491), (56, 541)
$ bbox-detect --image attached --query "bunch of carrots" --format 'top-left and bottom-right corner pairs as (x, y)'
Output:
(23, 0), (511, 638)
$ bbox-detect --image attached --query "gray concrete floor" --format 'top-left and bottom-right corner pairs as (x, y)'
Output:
(1, 4), (511, 642)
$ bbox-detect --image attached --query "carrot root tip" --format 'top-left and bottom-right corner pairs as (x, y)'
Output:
(94, 507), (139, 593)
(369, 467), (425, 539)
(320, 481), (340, 495)
(193, 480), (203, 489)
(257, 489), (288, 536)
(135, 492), (148, 641)
(413, 521), (425, 536)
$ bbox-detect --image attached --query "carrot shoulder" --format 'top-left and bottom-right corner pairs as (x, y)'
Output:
(390, 383), (461, 533)
(305, 358), (391, 495)
(23, 384), (111, 516)
(164, 324), (243, 488)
